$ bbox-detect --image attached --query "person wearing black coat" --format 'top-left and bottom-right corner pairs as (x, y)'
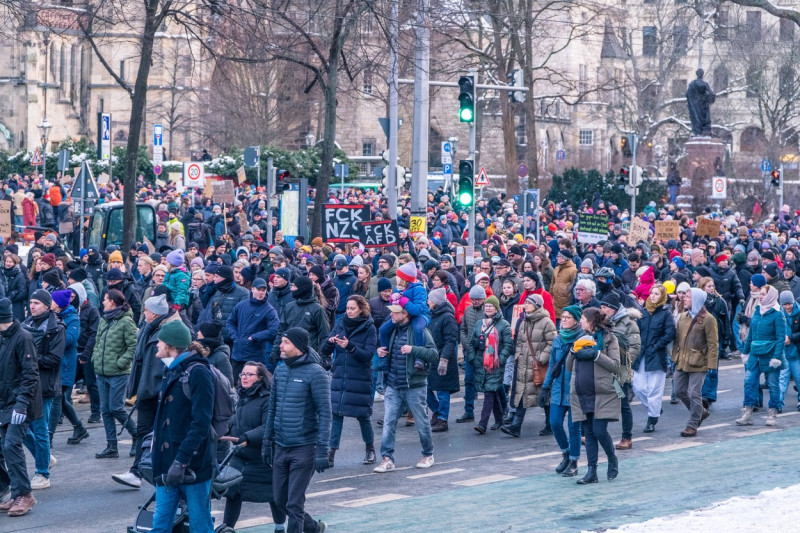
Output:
(102, 269), (143, 324)
(218, 362), (286, 530)
(3, 255), (27, 322)
(270, 277), (330, 365)
(75, 290), (101, 423)
(426, 290), (460, 432)
(320, 296), (377, 467)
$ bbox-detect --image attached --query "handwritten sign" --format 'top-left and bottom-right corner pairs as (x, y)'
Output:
(577, 214), (608, 244)
(696, 217), (720, 238)
(409, 216), (426, 236)
(212, 180), (236, 204)
(0, 200), (11, 237)
(654, 220), (680, 241)
(629, 217), (651, 245)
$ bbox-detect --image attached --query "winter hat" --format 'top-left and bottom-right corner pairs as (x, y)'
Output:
(379, 253), (396, 266)
(580, 258), (594, 270)
(714, 254), (729, 265)
(311, 237), (324, 247)
(69, 282), (87, 307)
(474, 272), (490, 284)
(738, 226), (749, 238)
(309, 265), (325, 281)
(0, 298), (12, 323)
(292, 276), (314, 300)
(429, 288), (447, 306)
(765, 262), (779, 278)
(190, 257), (205, 270)
(205, 262), (220, 275)
(671, 256), (686, 269)
(676, 282), (691, 294)
(157, 320), (192, 350)
(397, 262), (418, 283)
(762, 250), (776, 261)
(526, 294), (544, 308)
(45, 233), (57, 243)
(441, 254), (454, 264)
(43, 269), (63, 287)
(780, 290), (795, 306)
(51, 289), (72, 309)
(377, 278), (392, 292)
(282, 327), (309, 355)
(751, 274), (767, 288)
(610, 243), (623, 254)
(422, 259), (439, 272)
(275, 268), (291, 282)
(40, 253), (57, 268)
(469, 285), (487, 300)
(732, 252), (747, 266)
(557, 249), (573, 260)
(484, 295), (500, 311)
(241, 265), (256, 282)
(105, 267), (126, 281)
(166, 249), (185, 267)
(350, 255), (364, 268)
(747, 250), (761, 266)
(170, 221), (182, 232)
(216, 265), (234, 281)
(108, 250), (124, 263)
(198, 320), (224, 340)
(145, 293), (169, 315)
(563, 305), (582, 322)
(600, 292), (621, 311)
(668, 250), (681, 261)
(30, 289), (52, 307)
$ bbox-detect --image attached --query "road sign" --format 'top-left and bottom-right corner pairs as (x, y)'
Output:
(556, 149), (566, 161)
(99, 113), (111, 160)
(761, 159), (772, 172)
(475, 166), (489, 186)
(443, 163), (452, 175)
(183, 162), (205, 188)
(153, 124), (163, 146)
(153, 145), (163, 166)
(441, 142), (452, 165)
(57, 149), (71, 172)
(335, 163), (349, 178)
(516, 163), (529, 178)
(243, 146), (260, 167)
(711, 176), (727, 199)
(30, 149), (43, 166)
(70, 161), (100, 201)
(154, 164), (162, 176)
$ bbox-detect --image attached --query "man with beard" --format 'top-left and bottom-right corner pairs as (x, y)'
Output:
(267, 268), (295, 319)
(197, 265), (248, 345)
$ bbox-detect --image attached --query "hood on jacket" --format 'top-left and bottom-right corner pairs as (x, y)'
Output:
(689, 288), (707, 317)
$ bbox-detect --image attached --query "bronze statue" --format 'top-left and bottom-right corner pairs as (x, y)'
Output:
(686, 69), (716, 136)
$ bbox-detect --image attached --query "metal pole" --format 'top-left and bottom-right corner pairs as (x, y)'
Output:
(387, 0), (399, 219)
(340, 165), (345, 200)
(535, 192), (540, 243)
(630, 135), (637, 217)
(42, 139), (47, 184)
(780, 162), (785, 209)
(468, 122), (476, 271)
(410, 0), (429, 214)
(266, 157), (273, 245)
(257, 147), (261, 189)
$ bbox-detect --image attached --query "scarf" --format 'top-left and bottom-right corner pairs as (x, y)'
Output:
(499, 291), (517, 306)
(559, 324), (582, 344)
(481, 316), (500, 373)
(103, 306), (126, 321)
(759, 286), (780, 315)
(645, 286), (668, 313)
(215, 278), (235, 293)
(740, 293), (761, 341)
(342, 315), (367, 336)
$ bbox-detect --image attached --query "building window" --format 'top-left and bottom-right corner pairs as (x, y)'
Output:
(781, 19), (794, 42)
(120, 59), (126, 82)
(642, 26), (657, 57)
(713, 66), (729, 95)
(579, 64), (588, 93)
(715, 10), (729, 41)
(362, 139), (375, 156)
(361, 16), (374, 34)
(780, 66), (795, 100)
(673, 25), (688, 57)
(362, 70), (373, 95)
(516, 112), (527, 146)
(579, 129), (594, 146)
(746, 11), (761, 42)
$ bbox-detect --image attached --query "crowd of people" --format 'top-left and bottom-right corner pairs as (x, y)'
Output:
(0, 171), (798, 530)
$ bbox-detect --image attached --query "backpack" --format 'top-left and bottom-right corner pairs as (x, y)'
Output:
(180, 362), (238, 439)
(187, 222), (208, 246)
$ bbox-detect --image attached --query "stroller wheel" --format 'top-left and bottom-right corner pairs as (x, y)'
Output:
(215, 525), (236, 533)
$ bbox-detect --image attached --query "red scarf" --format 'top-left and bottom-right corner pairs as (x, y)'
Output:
(482, 319), (500, 373)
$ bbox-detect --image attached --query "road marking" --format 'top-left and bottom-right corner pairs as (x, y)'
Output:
(632, 390), (730, 406)
(719, 364), (744, 371)
(696, 423), (730, 431)
(407, 468), (464, 480)
(450, 397), (464, 404)
(731, 428), (780, 437)
(236, 516), (274, 527)
(315, 454), (496, 483)
(777, 411), (800, 418)
(509, 451), (562, 462)
(647, 441), (704, 452)
(337, 493), (409, 507)
(453, 474), (517, 487)
(307, 487), (356, 498)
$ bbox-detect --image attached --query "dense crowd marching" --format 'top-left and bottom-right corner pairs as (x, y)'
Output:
(0, 172), (797, 532)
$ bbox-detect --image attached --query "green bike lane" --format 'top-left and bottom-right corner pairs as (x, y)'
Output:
(242, 425), (800, 532)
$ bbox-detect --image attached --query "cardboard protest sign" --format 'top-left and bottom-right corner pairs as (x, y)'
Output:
(360, 220), (399, 247)
(577, 214), (609, 244)
(323, 204), (371, 242)
(0, 200), (11, 237)
(211, 180), (236, 204)
(654, 220), (680, 241)
(696, 217), (721, 238)
(629, 217), (651, 244)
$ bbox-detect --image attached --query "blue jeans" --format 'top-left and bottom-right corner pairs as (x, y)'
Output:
(744, 365), (781, 409)
(779, 358), (800, 408)
(550, 403), (581, 460)
(98, 374), (135, 443)
(668, 185), (679, 205)
(427, 389), (451, 421)
(152, 479), (213, 533)
(702, 365), (719, 402)
(380, 386), (433, 462)
(463, 361), (475, 417)
(24, 397), (53, 477)
(371, 353), (385, 396)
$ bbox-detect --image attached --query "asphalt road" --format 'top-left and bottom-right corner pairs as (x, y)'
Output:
(2, 358), (796, 532)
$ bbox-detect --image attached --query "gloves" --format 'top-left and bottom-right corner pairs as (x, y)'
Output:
(10, 410), (25, 425)
(315, 453), (329, 473)
(769, 358), (782, 369)
(537, 388), (549, 407)
(738, 314), (750, 326)
(741, 353), (749, 365)
(573, 347), (598, 361)
(437, 358), (448, 376)
(572, 335), (597, 352)
(261, 440), (274, 467)
(165, 461), (186, 487)
(398, 296), (410, 308)
(707, 369), (718, 378)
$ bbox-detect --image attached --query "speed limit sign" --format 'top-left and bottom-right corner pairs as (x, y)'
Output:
(710, 176), (726, 199)
(183, 162), (205, 188)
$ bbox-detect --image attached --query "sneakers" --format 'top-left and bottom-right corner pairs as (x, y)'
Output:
(112, 471), (142, 489)
(373, 457), (395, 473)
(6, 494), (36, 516)
(87, 415), (102, 424)
(49, 455), (57, 469)
(30, 474), (50, 490)
(374, 392), (384, 402)
(766, 408), (778, 426)
(415, 455), (434, 469)
(736, 406), (754, 426)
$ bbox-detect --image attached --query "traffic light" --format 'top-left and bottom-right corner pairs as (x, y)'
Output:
(618, 166), (630, 183)
(458, 160), (474, 207)
(771, 169), (780, 187)
(277, 169), (290, 191)
(458, 75), (475, 123)
(507, 69), (525, 103)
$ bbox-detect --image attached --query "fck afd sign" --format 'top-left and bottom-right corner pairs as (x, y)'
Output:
(323, 204), (398, 247)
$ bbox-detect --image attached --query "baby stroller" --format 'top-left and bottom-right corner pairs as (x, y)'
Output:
(128, 433), (244, 533)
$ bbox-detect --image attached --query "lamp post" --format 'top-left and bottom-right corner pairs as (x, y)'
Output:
(38, 118), (52, 181)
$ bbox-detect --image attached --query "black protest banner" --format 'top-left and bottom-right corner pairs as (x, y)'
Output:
(323, 204), (371, 242)
(359, 220), (399, 248)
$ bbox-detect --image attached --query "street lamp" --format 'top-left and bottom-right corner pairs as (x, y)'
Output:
(38, 118), (52, 180)
(305, 133), (315, 147)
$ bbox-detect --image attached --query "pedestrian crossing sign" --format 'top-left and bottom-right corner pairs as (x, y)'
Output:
(475, 166), (489, 186)
(31, 149), (43, 166)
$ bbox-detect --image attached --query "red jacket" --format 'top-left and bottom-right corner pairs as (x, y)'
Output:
(456, 287), (494, 323)
(518, 288), (556, 323)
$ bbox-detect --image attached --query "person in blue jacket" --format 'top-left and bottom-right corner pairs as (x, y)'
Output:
(378, 262), (429, 372)
(227, 278), (279, 382)
(779, 290), (800, 412)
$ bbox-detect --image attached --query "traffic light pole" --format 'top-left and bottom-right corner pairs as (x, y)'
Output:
(387, 0), (399, 220)
(630, 134), (638, 217)
(780, 162), (785, 209)
(468, 121), (476, 272)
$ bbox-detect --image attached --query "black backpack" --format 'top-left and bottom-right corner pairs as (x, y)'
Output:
(180, 362), (238, 439)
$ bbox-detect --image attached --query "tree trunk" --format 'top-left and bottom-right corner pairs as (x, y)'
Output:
(311, 61), (340, 239)
(122, 1), (158, 251)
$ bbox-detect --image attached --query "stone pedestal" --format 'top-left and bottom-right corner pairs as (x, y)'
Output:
(680, 136), (726, 181)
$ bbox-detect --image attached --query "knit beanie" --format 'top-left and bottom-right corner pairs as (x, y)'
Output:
(0, 298), (12, 323)
(780, 290), (795, 306)
(108, 250), (124, 264)
(40, 253), (57, 267)
(469, 284), (486, 300)
(51, 289), (72, 309)
(563, 304), (582, 322)
(292, 276), (313, 300)
(69, 267), (88, 282)
(144, 293), (169, 315)
(217, 265), (234, 281)
(526, 294), (544, 308)
(377, 278), (392, 292)
(732, 251), (747, 266)
(43, 269), (62, 287)
(765, 262), (779, 278)
(282, 327), (309, 355)
(31, 289), (52, 307)
(600, 292), (621, 311)
(309, 265), (325, 281)
(198, 320), (224, 340)
(167, 249), (185, 267)
(428, 288), (447, 306)
(484, 295), (500, 311)
(397, 262), (417, 283)
(157, 320), (191, 350)
(751, 274), (767, 288)
(275, 268), (291, 282)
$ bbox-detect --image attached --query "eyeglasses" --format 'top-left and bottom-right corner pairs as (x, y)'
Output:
(239, 372), (258, 378)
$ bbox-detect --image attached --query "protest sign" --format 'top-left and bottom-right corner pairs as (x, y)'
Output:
(629, 217), (651, 244)
(211, 180), (236, 204)
(654, 220), (680, 241)
(323, 204), (371, 242)
(0, 200), (11, 238)
(360, 220), (399, 247)
(696, 217), (721, 238)
(577, 214), (609, 244)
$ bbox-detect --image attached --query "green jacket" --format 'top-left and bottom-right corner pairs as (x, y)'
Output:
(466, 316), (513, 392)
(385, 325), (439, 389)
(93, 309), (138, 377)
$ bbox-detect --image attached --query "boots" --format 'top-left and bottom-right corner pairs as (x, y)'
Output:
(500, 413), (524, 438)
(67, 425), (89, 445)
(736, 406), (754, 426)
(502, 411), (515, 425)
(363, 445), (376, 465)
(328, 448), (336, 468)
(95, 442), (119, 459)
(643, 416), (658, 433)
(561, 460), (579, 477)
(431, 419), (449, 433)
(555, 451), (570, 474)
(766, 408), (778, 426)
(576, 465), (598, 485)
(607, 454), (619, 480)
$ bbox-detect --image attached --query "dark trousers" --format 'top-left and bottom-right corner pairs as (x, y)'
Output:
(329, 414), (373, 449)
(49, 385), (82, 437)
(80, 359), (101, 418)
(478, 390), (504, 429)
(131, 397), (159, 477)
(273, 444), (319, 533)
(0, 421), (31, 497)
(224, 498), (286, 529)
(581, 413), (616, 467)
(620, 382), (633, 440)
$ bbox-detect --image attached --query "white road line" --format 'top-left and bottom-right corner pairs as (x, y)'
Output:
(450, 397), (464, 404)
(696, 423), (731, 431)
(777, 411), (800, 418)
(719, 364), (744, 371)
(407, 468), (464, 480)
(632, 390), (730, 405)
(646, 441), (704, 452)
(731, 428), (780, 437)
(337, 494), (409, 507)
(236, 516), (274, 528)
(452, 474), (517, 487)
(307, 487), (356, 498)
(315, 454), (496, 483)
(509, 451), (562, 462)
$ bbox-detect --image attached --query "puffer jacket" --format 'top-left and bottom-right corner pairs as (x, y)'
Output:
(198, 282), (249, 341)
(57, 306), (80, 388)
(270, 297), (330, 362)
(637, 304), (674, 373)
(550, 260), (577, 316)
(264, 349), (332, 449)
(93, 308), (137, 377)
(542, 333), (577, 407)
(3, 266), (27, 321)
(567, 329), (621, 422)
(459, 302), (484, 351)
(322, 316), (377, 419)
(267, 284), (294, 320)
(784, 302), (800, 361)
(164, 266), (190, 308)
(427, 302), (460, 393)
(333, 270), (356, 314)
(227, 296), (280, 363)
(512, 308), (555, 408)
(466, 315), (513, 393)
(382, 323), (439, 389)
(369, 294), (392, 331)
(744, 305), (787, 373)
(711, 263), (744, 304)
(672, 308), (719, 373)
(22, 311), (65, 398)
(226, 379), (272, 503)
(0, 321), (42, 424)
(610, 308), (642, 383)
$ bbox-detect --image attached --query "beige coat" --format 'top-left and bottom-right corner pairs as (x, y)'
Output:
(672, 308), (719, 373)
(550, 260), (577, 316)
(567, 330), (621, 422)
(513, 308), (555, 408)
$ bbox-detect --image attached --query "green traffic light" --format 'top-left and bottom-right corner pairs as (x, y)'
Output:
(459, 191), (473, 205)
(459, 107), (474, 122)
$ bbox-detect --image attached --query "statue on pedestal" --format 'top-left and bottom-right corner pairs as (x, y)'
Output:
(686, 69), (716, 136)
